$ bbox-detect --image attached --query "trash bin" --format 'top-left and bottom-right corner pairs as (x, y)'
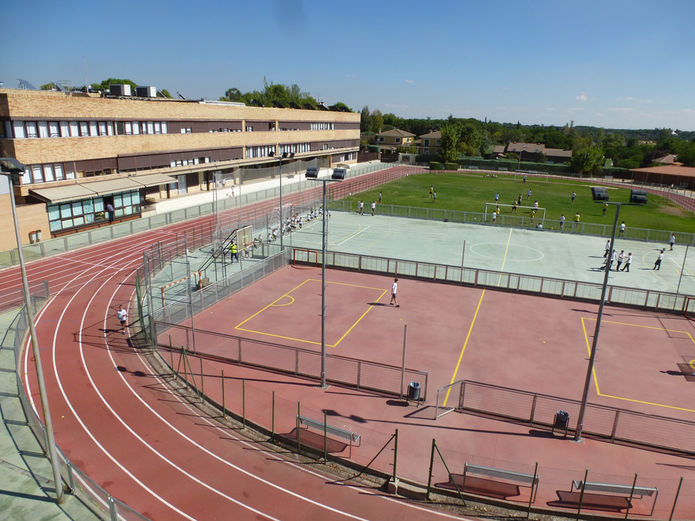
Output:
(553, 410), (569, 436)
(407, 381), (421, 402)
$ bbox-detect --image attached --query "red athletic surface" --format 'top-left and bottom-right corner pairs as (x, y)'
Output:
(6, 168), (694, 520)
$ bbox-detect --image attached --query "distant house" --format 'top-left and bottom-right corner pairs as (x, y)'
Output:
(652, 154), (681, 166)
(494, 142), (572, 164)
(630, 165), (695, 189)
(416, 130), (441, 156)
(376, 128), (416, 150)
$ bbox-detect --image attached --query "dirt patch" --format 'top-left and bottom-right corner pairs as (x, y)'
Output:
(658, 205), (690, 217)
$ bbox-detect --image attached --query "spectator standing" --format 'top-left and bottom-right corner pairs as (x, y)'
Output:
(106, 202), (115, 223)
(619, 221), (626, 237)
(669, 233), (676, 250)
(371, 200), (376, 216)
(653, 249), (664, 270)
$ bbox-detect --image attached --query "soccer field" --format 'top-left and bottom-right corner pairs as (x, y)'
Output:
(340, 172), (695, 232)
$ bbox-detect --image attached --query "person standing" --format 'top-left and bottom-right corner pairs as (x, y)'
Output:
(571, 191), (576, 204)
(619, 221), (626, 237)
(621, 252), (632, 272)
(669, 233), (676, 250)
(432, 191), (437, 202)
(495, 192), (500, 202)
(358, 200), (364, 215)
(378, 191), (382, 203)
(653, 249), (664, 270)
(603, 239), (611, 258)
(491, 211), (497, 224)
(616, 250), (625, 271)
(429, 185), (434, 198)
(116, 305), (128, 335)
(602, 203), (607, 216)
(523, 175), (527, 183)
(371, 200), (376, 216)
(106, 202), (115, 223)
(559, 214), (565, 230)
(389, 278), (400, 307)
(527, 188), (532, 199)
(230, 241), (238, 263)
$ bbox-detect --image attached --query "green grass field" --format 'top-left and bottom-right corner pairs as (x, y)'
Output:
(342, 172), (695, 232)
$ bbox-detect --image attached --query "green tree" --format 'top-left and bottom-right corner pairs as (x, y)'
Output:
(439, 122), (461, 163)
(360, 106), (371, 132)
(40, 82), (58, 90)
(371, 110), (384, 133)
(571, 146), (604, 175)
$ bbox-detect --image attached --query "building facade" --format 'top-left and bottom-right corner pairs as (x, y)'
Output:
(0, 89), (360, 248)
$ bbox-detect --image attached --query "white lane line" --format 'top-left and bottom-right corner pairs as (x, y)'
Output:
(333, 225), (370, 247)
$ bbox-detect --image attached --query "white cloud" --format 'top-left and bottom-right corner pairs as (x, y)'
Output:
(576, 93), (589, 102)
(404, 79), (415, 84)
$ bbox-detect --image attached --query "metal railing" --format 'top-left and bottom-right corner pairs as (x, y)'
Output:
(3, 289), (150, 520)
(292, 249), (695, 314)
(442, 380), (695, 456)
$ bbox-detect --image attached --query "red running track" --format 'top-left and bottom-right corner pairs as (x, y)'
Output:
(7, 171), (472, 520)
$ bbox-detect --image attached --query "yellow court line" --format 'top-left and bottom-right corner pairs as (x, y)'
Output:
(234, 278), (312, 330)
(332, 288), (389, 347)
(582, 318), (695, 344)
(305, 278), (385, 291)
(443, 289), (486, 407)
(597, 392), (695, 414)
(580, 317), (601, 395)
(272, 295), (295, 307)
(496, 229), (514, 283)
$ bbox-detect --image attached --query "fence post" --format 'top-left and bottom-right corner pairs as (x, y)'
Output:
(323, 410), (328, 462)
(527, 462), (538, 518)
(392, 429), (398, 484)
(221, 369), (225, 418)
(297, 401), (301, 451)
(242, 379), (246, 427)
(108, 496), (118, 521)
(271, 391), (275, 441)
(200, 357), (204, 403)
(669, 476), (683, 521)
(625, 473), (637, 519)
(576, 469), (589, 520)
(426, 438), (436, 501)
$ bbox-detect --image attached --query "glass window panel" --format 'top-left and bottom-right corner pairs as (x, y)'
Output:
(94, 199), (104, 212)
(71, 202), (83, 216)
(79, 121), (89, 136)
(124, 206), (133, 215)
(107, 122), (114, 135)
(26, 122), (38, 138)
(147, 122), (154, 134)
(63, 218), (73, 228)
(60, 121), (69, 137)
(22, 167), (31, 184)
(83, 199), (94, 213)
(43, 164), (54, 181)
(49, 220), (62, 231)
(162, 122), (167, 133)
(73, 216), (84, 226)
(60, 204), (72, 218)
(154, 122), (161, 133)
(54, 164), (64, 180)
(98, 122), (107, 135)
(48, 205), (60, 220)
(84, 214), (94, 224)
(70, 121), (79, 136)
(32, 165), (43, 182)
(115, 209), (124, 218)
(49, 121), (59, 137)
(132, 121), (139, 135)
(125, 121), (132, 135)
(66, 169), (75, 179)
(122, 192), (131, 206)
(114, 194), (122, 206)
(13, 121), (26, 138)
(131, 191), (140, 203)
(89, 121), (98, 136)
(132, 204), (140, 213)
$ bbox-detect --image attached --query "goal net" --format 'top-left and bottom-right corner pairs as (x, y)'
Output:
(483, 202), (546, 224)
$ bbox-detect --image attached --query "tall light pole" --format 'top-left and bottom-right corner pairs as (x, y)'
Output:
(1, 158), (64, 502)
(306, 167), (343, 388)
(273, 151), (294, 250)
(574, 189), (645, 442)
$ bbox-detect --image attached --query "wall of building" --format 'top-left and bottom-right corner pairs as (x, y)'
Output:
(0, 194), (49, 249)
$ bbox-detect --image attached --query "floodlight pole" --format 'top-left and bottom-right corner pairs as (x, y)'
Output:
(307, 172), (341, 389)
(1, 164), (64, 502)
(574, 201), (622, 442)
(278, 154), (284, 250)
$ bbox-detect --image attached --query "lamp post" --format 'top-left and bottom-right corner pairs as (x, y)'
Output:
(274, 151), (294, 250)
(574, 190), (645, 442)
(0, 158), (64, 502)
(306, 167), (343, 388)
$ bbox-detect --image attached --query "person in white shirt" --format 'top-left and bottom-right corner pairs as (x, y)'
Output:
(619, 221), (626, 237)
(603, 240), (611, 258)
(389, 278), (399, 307)
(669, 233), (676, 250)
(616, 250), (625, 271)
(371, 201), (376, 216)
(620, 252), (632, 272)
(653, 249), (664, 270)
(117, 305), (128, 335)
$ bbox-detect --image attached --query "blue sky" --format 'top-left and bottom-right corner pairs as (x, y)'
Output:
(3, 0), (694, 130)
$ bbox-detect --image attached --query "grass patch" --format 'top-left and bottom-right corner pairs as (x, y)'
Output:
(341, 172), (694, 232)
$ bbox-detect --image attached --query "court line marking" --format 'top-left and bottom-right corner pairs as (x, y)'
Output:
(443, 229), (513, 406)
(333, 225), (370, 247)
(580, 317), (695, 413)
(235, 278), (385, 347)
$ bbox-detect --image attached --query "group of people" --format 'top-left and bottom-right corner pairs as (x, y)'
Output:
(602, 242), (633, 272)
(357, 199), (377, 216)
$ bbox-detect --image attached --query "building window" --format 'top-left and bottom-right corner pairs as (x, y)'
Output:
(26, 122), (38, 138)
(13, 121), (26, 139)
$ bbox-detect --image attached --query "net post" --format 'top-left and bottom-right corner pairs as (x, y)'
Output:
(242, 379), (246, 427)
(221, 369), (226, 418)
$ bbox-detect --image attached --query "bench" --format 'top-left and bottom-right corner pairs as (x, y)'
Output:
(449, 463), (539, 502)
(562, 480), (658, 515)
(297, 415), (361, 457)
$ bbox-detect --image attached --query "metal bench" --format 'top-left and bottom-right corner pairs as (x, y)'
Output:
(459, 463), (539, 502)
(297, 415), (361, 457)
(570, 480), (658, 515)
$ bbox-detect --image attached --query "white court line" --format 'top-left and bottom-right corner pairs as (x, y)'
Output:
(333, 225), (371, 247)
